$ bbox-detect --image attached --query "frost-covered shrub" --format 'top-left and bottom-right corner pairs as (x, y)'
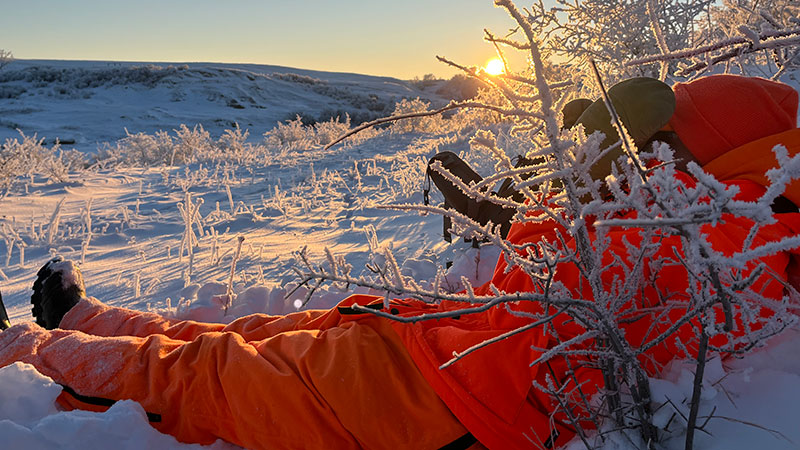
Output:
(697, 0), (800, 76)
(528, 0), (800, 81)
(708, 0), (800, 39)
(271, 72), (322, 85)
(389, 98), (443, 134)
(0, 49), (12, 72)
(260, 115), (355, 150)
(263, 116), (315, 149)
(0, 65), (185, 90)
(409, 73), (441, 90)
(172, 124), (213, 165)
(98, 125), (245, 167)
(0, 132), (85, 192)
(313, 115), (352, 146)
(0, 85), (25, 99)
(525, 0), (706, 79)
(97, 130), (175, 166)
(435, 74), (483, 100)
(448, 87), (512, 131)
(216, 125), (252, 163)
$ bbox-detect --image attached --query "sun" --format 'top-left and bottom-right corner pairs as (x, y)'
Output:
(484, 58), (505, 76)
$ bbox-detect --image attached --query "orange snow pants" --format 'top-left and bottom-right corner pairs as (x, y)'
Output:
(0, 297), (480, 450)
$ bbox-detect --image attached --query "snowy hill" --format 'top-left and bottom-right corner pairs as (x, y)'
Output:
(0, 59), (439, 151)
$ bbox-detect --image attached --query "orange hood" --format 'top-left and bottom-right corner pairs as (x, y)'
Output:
(669, 75), (798, 165)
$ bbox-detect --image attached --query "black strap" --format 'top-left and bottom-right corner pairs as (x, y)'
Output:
(543, 429), (560, 449)
(424, 169), (431, 206)
(772, 195), (799, 214)
(0, 290), (10, 330)
(336, 302), (383, 315)
(437, 432), (477, 450)
(60, 384), (162, 423)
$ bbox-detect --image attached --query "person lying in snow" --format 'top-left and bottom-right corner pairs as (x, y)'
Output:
(1, 74), (799, 450)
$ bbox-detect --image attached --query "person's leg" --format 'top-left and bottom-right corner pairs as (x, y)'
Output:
(427, 151), (522, 239)
(427, 151), (485, 217)
(0, 315), (470, 449)
(33, 257), (331, 343)
(61, 296), (330, 343)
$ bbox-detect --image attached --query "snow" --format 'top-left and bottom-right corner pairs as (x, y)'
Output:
(45, 260), (83, 291)
(0, 362), (236, 450)
(563, 328), (800, 449)
(0, 59), (799, 449)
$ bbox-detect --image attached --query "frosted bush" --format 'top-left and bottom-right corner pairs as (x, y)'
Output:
(0, 49), (12, 71)
(97, 130), (175, 166)
(263, 115), (356, 150)
(389, 98), (443, 134)
(98, 125), (220, 167)
(0, 132), (85, 193)
(0, 64), (185, 91)
(263, 116), (314, 149)
(216, 125), (252, 164)
(313, 115), (352, 146)
(172, 125), (213, 165)
(525, 0), (800, 81)
(449, 87), (512, 131)
(524, 0), (706, 80)
(434, 74), (483, 101)
(700, 0), (800, 75)
(271, 72), (322, 85)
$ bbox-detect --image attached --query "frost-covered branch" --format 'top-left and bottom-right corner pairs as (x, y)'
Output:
(0, 49), (12, 71)
(323, 100), (541, 150)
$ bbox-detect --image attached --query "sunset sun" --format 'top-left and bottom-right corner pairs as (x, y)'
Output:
(484, 57), (505, 75)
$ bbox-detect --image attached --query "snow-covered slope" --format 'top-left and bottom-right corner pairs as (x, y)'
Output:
(0, 60), (438, 151)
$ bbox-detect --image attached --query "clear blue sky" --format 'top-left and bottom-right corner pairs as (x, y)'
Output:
(0, 0), (534, 79)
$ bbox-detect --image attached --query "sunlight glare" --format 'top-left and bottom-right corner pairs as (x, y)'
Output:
(484, 58), (505, 76)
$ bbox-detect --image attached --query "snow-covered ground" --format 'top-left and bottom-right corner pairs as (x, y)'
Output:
(0, 60), (799, 449)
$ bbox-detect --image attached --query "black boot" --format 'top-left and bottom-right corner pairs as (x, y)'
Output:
(31, 257), (85, 329)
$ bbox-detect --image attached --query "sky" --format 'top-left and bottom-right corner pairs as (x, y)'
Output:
(0, 0), (537, 79)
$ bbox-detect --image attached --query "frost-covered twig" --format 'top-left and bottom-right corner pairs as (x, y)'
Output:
(46, 197), (66, 246)
(177, 192), (204, 264)
(685, 330), (709, 450)
(223, 235), (245, 313)
(646, 0), (671, 80)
